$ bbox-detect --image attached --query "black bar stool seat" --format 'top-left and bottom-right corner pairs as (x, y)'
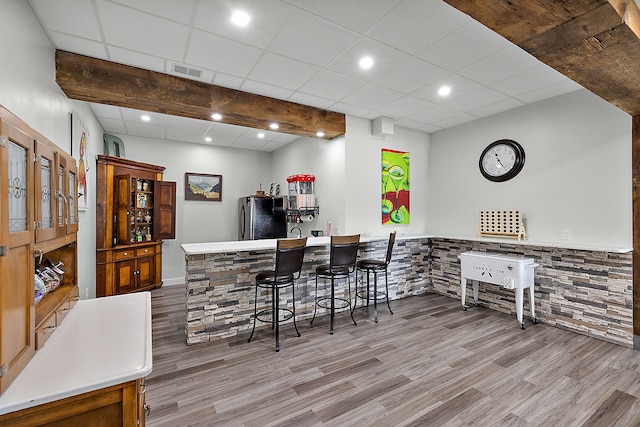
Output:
(353, 232), (396, 323)
(248, 237), (307, 352)
(311, 234), (360, 334)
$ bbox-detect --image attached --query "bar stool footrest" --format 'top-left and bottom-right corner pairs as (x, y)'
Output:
(356, 290), (388, 301)
(254, 308), (295, 324)
(315, 297), (352, 311)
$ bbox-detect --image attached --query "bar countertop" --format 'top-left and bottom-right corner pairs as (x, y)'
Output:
(180, 234), (432, 255)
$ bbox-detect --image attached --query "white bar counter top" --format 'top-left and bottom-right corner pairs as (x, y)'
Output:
(181, 234), (431, 255)
(0, 292), (152, 415)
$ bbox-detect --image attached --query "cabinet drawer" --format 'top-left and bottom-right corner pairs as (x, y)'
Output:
(114, 249), (135, 260)
(136, 246), (155, 257)
(56, 300), (72, 325)
(36, 314), (57, 350)
(69, 286), (80, 309)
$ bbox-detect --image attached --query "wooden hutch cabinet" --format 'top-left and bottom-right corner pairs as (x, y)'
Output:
(96, 155), (176, 297)
(0, 106), (79, 395)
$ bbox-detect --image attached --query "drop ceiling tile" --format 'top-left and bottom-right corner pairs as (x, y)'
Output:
(326, 38), (411, 83)
(187, 29), (263, 77)
(433, 112), (478, 128)
(109, 0), (196, 25)
(330, 102), (371, 118)
(97, 1), (189, 61)
(516, 80), (583, 104)
(124, 110), (170, 126)
(267, 9), (360, 67)
(294, 0), (402, 34)
(298, 70), (366, 100)
(374, 95), (435, 118)
(194, 0), (293, 49)
(417, 19), (512, 72)
(492, 65), (570, 97)
(90, 104), (123, 120)
(287, 92), (335, 110)
(340, 84), (404, 110)
(99, 118), (127, 134)
(458, 45), (542, 86)
(48, 32), (107, 59)
(394, 117), (442, 133)
(166, 115), (212, 131)
(440, 82), (509, 112)
(213, 73), (245, 89)
(470, 97), (526, 118)
(240, 79), (295, 100)
(248, 52), (320, 90)
(107, 46), (166, 73)
(408, 104), (459, 124)
(367, 0), (470, 55)
(166, 127), (206, 143)
(30, 0), (102, 40)
(211, 122), (254, 137)
(125, 122), (167, 138)
(373, 56), (449, 94)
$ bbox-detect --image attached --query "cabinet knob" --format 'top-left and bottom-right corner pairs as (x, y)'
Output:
(123, 252), (128, 256)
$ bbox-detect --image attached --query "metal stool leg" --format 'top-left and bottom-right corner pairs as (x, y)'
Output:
(274, 285), (280, 352)
(372, 270), (378, 323)
(311, 274), (319, 326)
(248, 283), (259, 342)
(348, 272), (357, 326)
(384, 269), (393, 315)
(330, 276), (335, 334)
(291, 284), (300, 337)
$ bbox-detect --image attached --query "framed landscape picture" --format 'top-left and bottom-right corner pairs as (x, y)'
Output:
(185, 173), (222, 201)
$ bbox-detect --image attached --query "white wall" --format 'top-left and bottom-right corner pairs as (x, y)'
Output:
(122, 136), (273, 283)
(270, 133), (347, 236)
(428, 89), (632, 250)
(0, 0), (102, 299)
(344, 116), (430, 237)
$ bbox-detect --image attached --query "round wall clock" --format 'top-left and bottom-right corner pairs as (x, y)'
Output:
(479, 139), (525, 182)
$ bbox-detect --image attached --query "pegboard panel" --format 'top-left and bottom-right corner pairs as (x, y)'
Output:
(477, 210), (526, 240)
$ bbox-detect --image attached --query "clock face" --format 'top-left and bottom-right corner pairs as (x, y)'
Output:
(479, 139), (525, 182)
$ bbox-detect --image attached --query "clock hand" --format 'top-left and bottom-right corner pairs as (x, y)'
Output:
(494, 153), (506, 169)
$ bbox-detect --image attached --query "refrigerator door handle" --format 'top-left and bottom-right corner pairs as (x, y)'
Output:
(240, 202), (246, 239)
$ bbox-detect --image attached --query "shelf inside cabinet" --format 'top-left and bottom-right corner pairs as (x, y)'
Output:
(35, 285), (78, 327)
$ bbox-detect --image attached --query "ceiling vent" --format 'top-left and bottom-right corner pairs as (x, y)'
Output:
(172, 63), (203, 79)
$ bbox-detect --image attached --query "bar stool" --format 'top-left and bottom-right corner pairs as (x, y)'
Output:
(353, 232), (395, 323)
(248, 237), (307, 352)
(311, 234), (360, 334)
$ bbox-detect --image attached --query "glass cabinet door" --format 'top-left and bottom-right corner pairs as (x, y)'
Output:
(66, 156), (78, 234)
(34, 140), (57, 242)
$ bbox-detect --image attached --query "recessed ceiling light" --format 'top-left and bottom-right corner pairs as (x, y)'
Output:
(211, 113), (222, 120)
(257, 133), (265, 139)
(141, 115), (150, 122)
(359, 56), (374, 70)
(269, 123), (279, 130)
(204, 136), (212, 142)
(438, 86), (451, 97)
(316, 131), (325, 138)
(231, 10), (251, 27)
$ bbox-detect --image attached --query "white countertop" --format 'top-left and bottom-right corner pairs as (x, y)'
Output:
(0, 292), (152, 415)
(180, 234), (631, 255)
(181, 234), (431, 255)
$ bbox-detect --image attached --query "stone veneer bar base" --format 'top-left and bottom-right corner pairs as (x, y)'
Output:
(184, 236), (633, 348)
(184, 238), (430, 345)
(430, 238), (633, 347)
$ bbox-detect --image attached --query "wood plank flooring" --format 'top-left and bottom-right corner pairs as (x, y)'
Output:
(146, 285), (640, 426)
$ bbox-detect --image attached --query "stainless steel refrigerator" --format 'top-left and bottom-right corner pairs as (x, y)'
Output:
(238, 196), (287, 240)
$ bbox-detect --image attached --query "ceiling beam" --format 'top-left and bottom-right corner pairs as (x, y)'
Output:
(54, 50), (346, 140)
(443, 0), (640, 115)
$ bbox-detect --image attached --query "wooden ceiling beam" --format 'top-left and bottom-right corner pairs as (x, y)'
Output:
(444, 0), (640, 115)
(54, 50), (345, 140)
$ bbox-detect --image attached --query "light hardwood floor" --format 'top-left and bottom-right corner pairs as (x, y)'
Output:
(146, 285), (640, 426)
